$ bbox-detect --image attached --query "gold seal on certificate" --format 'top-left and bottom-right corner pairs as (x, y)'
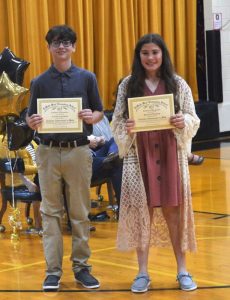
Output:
(128, 94), (175, 132)
(37, 98), (82, 133)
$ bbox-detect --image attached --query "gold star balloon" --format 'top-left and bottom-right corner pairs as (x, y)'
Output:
(0, 71), (29, 117)
(0, 71), (28, 98)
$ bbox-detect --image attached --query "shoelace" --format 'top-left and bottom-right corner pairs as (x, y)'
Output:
(176, 273), (192, 281)
(134, 275), (150, 282)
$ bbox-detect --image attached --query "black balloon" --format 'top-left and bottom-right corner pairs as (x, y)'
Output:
(0, 47), (30, 85)
(7, 118), (34, 151)
(0, 117), (5, 134)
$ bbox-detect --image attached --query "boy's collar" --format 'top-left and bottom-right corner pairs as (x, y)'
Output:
(50, 64), (73, 78)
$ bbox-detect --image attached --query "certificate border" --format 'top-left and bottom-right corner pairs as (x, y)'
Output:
(37, 98), (82, 133)
(128, 94), (175, 132)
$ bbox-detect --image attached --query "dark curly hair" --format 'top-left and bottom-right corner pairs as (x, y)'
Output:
(45, 24), (77, 45)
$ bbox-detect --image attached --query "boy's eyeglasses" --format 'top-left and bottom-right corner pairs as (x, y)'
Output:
(50, 40), (72, 48)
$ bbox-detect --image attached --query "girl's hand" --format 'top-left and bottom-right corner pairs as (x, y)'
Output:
(125, 119), (135, 134)
(170, 114), (185, 129)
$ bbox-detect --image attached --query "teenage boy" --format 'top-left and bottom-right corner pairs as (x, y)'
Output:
(27, 24), (103, 292)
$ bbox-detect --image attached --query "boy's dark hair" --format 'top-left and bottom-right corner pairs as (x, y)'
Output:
(45, 25), (77, 44)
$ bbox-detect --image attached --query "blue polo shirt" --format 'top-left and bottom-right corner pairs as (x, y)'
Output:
(28, 64), (103, 141)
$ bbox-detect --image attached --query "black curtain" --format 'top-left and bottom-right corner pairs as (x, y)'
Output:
(196, 0), (207, 101)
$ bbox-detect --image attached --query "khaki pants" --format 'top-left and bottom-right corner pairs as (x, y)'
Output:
(36, 144), (93, 276)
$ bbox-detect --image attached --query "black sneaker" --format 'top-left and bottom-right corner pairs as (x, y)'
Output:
(75, 268), (100, 288)
(102, 153), (121, 169)
(43, 275), (60, 291)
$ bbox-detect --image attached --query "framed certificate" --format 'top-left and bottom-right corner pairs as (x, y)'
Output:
(37, 98), (82, 133)
(128, 94), (175, 132)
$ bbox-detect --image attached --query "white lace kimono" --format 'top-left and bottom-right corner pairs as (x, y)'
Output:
(111, 75), (200, 252)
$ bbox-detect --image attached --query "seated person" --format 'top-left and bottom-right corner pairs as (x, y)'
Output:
(0, 134), (42, 232)
(92, 115), (113, 142)
(64, 117), (121, 230)
(90, 115), (120, 162)
(88, 135), (119, 163)
(88, 115), (123, 209)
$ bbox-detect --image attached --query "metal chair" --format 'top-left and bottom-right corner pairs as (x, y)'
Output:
(0, 158), (41, 232)
(90, 176), (115, 206)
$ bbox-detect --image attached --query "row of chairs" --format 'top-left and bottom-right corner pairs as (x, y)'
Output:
(0, 158), (115, 232)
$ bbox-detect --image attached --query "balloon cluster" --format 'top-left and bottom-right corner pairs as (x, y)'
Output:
(0, 47), (34, 150)
(0, 47), (30, 127)
(0, 48), (32, 239)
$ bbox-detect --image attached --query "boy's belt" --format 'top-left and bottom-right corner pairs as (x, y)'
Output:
(40, 139), (89, 148)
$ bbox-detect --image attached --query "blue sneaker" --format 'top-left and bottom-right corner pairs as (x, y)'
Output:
(131, 273), (150, 293)
(75, 268), (100, 289)
(177, 272), (197, 291)
(43, 275), (60, 291)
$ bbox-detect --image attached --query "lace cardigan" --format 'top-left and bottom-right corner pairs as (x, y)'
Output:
(111, 75), (200, 252)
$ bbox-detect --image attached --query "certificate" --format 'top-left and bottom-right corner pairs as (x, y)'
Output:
(128, 94), (175, 132)
(37, 98), (82, 133)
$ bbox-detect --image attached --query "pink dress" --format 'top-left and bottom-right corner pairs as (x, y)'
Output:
(136, 80), (182, 207)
